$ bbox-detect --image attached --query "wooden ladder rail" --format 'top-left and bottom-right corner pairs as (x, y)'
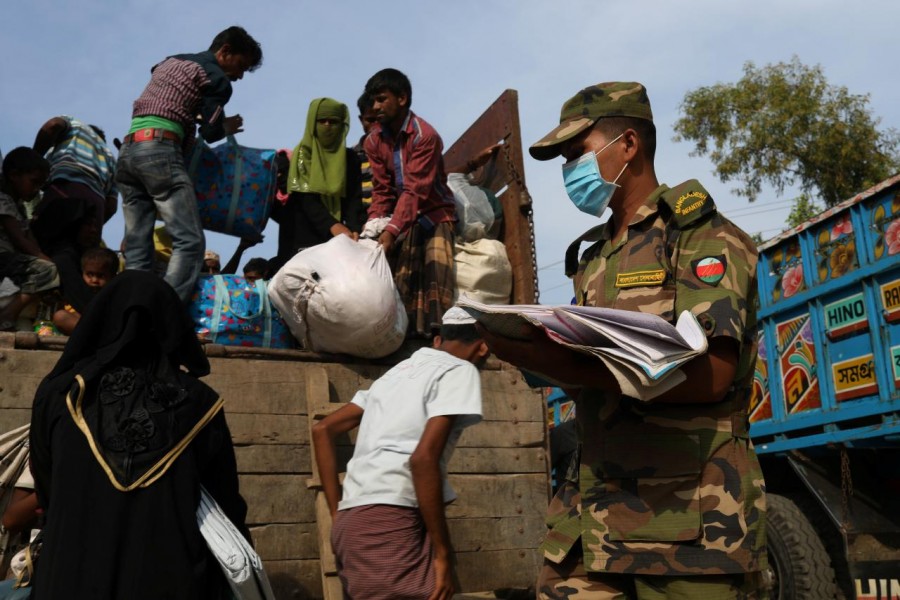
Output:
(305, 367), (344, 600)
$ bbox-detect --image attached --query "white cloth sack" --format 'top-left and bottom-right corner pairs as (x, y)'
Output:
(447, 173), (495, 242)
(268, 236), (407, 358)
(360, 216), (392, 240)
(454, 239), (512, 304)
(197, 486), (275, 600)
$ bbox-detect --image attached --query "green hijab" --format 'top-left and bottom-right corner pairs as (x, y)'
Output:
(287, 98), (350, 220)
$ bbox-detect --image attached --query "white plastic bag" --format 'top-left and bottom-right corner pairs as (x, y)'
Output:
(454, 239), (512, 304)
(360, 216), (392, 240)
(447, 173), (495, 242)
(268, 236), (408, 358)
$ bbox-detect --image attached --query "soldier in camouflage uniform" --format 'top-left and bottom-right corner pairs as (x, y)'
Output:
(479, 83), (767, 599)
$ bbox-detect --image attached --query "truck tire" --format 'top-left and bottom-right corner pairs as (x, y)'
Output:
(766, 493), (838, 599)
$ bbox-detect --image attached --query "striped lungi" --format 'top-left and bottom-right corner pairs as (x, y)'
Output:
(331, 504), (434, 600)
(389, 221), (456, 337)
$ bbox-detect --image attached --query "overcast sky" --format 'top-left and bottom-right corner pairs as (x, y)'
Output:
(2, 0), (898, 303)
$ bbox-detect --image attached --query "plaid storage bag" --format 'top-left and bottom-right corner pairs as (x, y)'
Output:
(189, 135), (277, 240)
(191, 275), (294, 348)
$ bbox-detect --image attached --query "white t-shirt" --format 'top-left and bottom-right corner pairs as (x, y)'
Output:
(338, 347), (483, 511)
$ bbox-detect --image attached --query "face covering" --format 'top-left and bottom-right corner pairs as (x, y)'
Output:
(562, 134), (628, 217)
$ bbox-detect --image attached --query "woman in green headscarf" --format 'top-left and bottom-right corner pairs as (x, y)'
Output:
(270, 98), (365, 273)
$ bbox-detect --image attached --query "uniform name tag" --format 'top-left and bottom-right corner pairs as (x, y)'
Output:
(615, 270), (666, 288)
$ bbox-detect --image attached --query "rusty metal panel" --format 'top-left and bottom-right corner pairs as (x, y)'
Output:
(443, 90), (538, 304)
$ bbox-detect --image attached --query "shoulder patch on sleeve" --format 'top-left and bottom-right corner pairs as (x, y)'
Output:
(692, 255), (727, 286)
(659, 179), (717, 228)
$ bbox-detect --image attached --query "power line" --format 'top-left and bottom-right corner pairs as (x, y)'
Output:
(540, 281), (573, 293)
(538, 260), (564, 271)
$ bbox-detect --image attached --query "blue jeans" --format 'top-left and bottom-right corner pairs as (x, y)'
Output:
(116, 139), (205, 303)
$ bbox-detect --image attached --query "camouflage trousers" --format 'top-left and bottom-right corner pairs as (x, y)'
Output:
(537, 547), (769, 600)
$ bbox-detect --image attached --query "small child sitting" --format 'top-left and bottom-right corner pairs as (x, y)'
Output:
(0, 147), (59, 331)
(52, 247), (118, 334)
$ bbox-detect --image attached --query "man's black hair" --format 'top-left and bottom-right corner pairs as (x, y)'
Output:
(244, 257), (269, 277)
(439, 323), (481, 344)
(2, 147), (50, 178)
(594, 117), (657, 162)
(356, 92), (373, 116)
(81, 247), (119, 276)
(89, 125), (107, 142)
(364, 68), (412, 107)
(209, 26), (263, 71)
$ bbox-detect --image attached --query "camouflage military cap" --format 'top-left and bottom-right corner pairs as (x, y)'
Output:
(529, 82), (653, 161)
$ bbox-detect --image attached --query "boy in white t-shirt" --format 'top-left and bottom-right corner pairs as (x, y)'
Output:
(312, 306), (489, 600)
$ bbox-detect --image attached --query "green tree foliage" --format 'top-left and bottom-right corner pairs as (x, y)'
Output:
(674, 57), (900, 207)
(786, 194), (822, 227)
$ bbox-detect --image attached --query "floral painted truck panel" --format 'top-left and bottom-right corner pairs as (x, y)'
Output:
(749, 174), (900, 453)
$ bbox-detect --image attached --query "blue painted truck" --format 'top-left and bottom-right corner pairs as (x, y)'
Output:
(750, 174), (900, 600)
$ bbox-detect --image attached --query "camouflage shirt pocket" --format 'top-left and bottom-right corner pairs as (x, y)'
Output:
(613, 282), (675, 322)
(598, 433), (702, 543)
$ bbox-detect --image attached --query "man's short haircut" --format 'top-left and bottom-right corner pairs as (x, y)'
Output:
(2, 147), (50, 178)
(356, 92), (373, 115)
(244, 257), (269, 277)
(209, 26), (263, 71)
(365, 68), (412, 107)
(439, 323), (481, 344)
(89, 125), (107, 142)
(594, 117), (657, 162)
(81, 247), (119, 276)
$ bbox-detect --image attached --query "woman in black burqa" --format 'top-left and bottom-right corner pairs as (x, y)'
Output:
(29, 270), (248, 599)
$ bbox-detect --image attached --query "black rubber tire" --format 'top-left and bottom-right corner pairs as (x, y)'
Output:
(766, 493), (838, 600)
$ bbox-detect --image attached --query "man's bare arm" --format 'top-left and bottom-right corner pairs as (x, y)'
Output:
(411, 415), (457, 600)
(33, 117), (70, 156)
(311, 403), (364, 516)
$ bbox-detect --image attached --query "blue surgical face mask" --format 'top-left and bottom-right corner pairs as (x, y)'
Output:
(562, 134), (628, 217)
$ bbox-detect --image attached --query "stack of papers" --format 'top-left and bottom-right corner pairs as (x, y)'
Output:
(457, 298), (708, 401)
(197, 486), (276, 600)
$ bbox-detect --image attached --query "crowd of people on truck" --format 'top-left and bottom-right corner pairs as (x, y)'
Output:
(0, 23), (767, 600)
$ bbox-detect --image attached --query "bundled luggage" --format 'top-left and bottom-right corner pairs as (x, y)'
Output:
(191, 275), (294, 349)
(447, 173), (496, 242)
(268, 236), (407, 358)
(454, 239), (513, 304)
(189, 135), (277, 240)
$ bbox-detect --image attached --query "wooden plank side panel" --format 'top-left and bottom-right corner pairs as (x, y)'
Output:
(456, 548), (543, 592)
(250, 523), (318, 560)
(447, 474), (548, 519)
(241, 474), (315, 524)
(0, 409), (31, 433)
(449, 515), (546, 553)
(449, 448), (546, 474)
(206, 359), (388, 416)
(480, 389), (544, 423)
(228, 413), (308, 445)
(0, 349), (60, 408)
(457, 421), (544, 448)
(263, 559), (322, 600)
(234, 444), (308, 474)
